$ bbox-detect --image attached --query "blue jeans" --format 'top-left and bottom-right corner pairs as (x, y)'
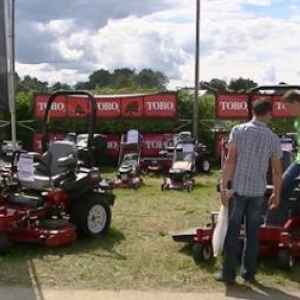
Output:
(266, 161), (300, 225)
(222, 194), (265, 281)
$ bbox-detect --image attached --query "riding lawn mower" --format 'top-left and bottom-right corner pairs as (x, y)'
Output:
(0, 90), (115, 254)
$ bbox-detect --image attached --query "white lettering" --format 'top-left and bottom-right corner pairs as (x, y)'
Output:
(37, 102), (47, 111)
(275, 102), (286, 111)
(144, 141), (163, 149)
(107, 141), (118, 149)
(220, 101), (247, 110)
(97, 102), (119, 111)
(146, 101), (174, 111)
(50, 102), (65, 111)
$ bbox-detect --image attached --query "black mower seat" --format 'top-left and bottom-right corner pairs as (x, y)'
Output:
(18, 140), (78, 191)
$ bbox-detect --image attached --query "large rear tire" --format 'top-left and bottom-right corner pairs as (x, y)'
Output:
(70, 193), (112, 238)
(0, 234), (11, 255)
(278, 248), (294, 271)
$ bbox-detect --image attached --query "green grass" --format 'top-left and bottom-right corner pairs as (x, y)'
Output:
(0, 169), (300, 292)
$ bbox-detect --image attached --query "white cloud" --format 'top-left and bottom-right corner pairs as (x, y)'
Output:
(14, 0), (300, 89)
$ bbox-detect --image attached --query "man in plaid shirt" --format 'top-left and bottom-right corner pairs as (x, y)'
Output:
(216, 99), (282, 284)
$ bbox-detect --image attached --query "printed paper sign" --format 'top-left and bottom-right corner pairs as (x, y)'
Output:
(17, 153), (35, 182)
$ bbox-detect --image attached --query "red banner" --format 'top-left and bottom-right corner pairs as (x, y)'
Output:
(34, 93), (177, 119)
(35, 94), (67, 118)
(106, 134), (120, 157)
(96, 98), (121, 118)
(216, 94), (248, 119)
(144, 94), (176, 117)
(121, 96), (144, 118)
(272, 95), (291, 118)
(216, 94), (294, 119)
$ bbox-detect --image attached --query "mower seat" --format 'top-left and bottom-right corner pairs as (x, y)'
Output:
(18, 140), (78, 190)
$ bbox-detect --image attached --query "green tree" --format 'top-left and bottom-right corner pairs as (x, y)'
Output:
(228, 77), (257, 93)
(136, 69), (168, 90)
(208, 78), (228, 93)
(50, 82), (72, 91)
(87, 69), (112, 89)
(112, 68), (136, 88)
(17, 75), (49, 93)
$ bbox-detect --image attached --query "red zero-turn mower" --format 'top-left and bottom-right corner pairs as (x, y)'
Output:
(0, 90), (115, 254)
(172, 84), (300, 271)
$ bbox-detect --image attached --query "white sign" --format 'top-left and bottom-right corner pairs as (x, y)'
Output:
(17, 153), (34, 182)
(127, 129), (139, 143)
(182, 143), (194, 153)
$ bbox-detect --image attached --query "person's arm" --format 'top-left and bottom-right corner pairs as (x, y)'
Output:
(269, 154), (282, 209)
(220, 144), (237, 205)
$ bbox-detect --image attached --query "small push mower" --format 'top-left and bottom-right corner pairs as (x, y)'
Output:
(140, 133), (175, 176)
(0, 90), (115, 253)
(112, 129), (144, 189)
(161, 137), (197, 192)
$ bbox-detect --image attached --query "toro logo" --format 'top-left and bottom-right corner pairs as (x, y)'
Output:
(272, 96), (293, 118)
(144, 140), (163, 149)
(97, 101), (119, 111)
(36, 101), (65, 111)
(219, 101), (247, 111)
(96, 99), (121, 118)
(217, 94), (248, 119)
(144, 94), (176, 117)
(145, 101), (174, 111)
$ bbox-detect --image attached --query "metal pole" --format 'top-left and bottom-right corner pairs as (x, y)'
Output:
(193, 0), (200, 140)
(5, 0), (17, 150)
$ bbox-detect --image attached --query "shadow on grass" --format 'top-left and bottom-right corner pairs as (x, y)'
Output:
(257, 258), (300, 285)
(1, 227), (126, 272)
(226, 281), (300, 300)
(178, 243), (219, 274)
(0, 227), (126, 296)
(12, 227), (127, 261)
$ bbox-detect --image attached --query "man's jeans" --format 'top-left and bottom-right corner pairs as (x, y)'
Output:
(222, 194), (265, 281)
(266, 161), (300, 225)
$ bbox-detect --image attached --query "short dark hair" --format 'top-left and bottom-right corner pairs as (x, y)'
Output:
(252, 98), (272, 116)
(282, 89), (300, 103)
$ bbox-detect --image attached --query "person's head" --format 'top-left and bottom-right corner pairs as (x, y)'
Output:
(282, 89), (300, 116)
(252, 98), (272, 123)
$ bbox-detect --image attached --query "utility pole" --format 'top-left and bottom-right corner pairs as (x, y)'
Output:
(5, 0), (17, 150)
(193, 0), (200, 140)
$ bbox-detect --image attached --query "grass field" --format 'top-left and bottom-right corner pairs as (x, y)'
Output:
(0, 168), (300, 293)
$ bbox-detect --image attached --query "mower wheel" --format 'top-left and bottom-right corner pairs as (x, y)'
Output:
(192, 242), (213, 262)
(197, 157), (211, 173)
(278, 248), (295, 271)
(0, 234), (11, 255)
(70, 193), (112, 238)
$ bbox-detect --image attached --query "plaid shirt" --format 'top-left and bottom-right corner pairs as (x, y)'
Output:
(228, 120), (282, 197)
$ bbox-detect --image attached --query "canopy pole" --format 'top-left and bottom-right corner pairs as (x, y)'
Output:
(5, 0), (17, 150)
(193, 0), (201, 140)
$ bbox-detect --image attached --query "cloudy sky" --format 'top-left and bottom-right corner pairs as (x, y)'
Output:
(14, 0), (300, 89)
